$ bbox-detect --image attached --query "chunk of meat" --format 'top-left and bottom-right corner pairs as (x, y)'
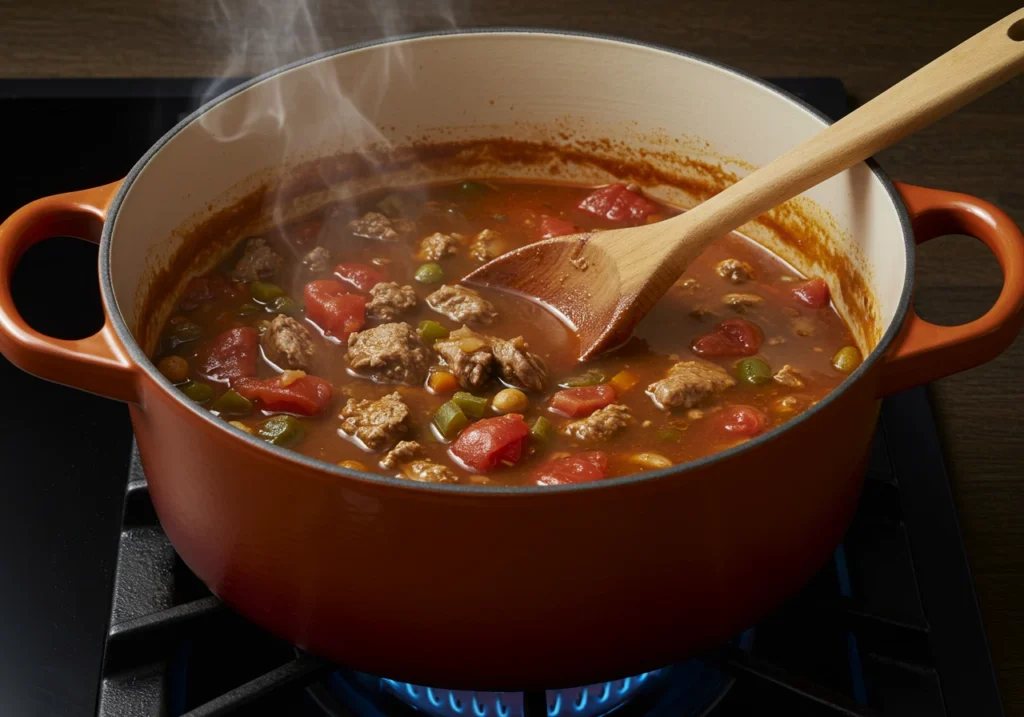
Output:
(450, 414), (530, 472)
(401, 459), (459, 484)
(715, 258), (754, 284)
(647, 360), (736, 409)
(469, 228), (507, 262)
(200, 327), (259, 381)
(380, 440), (423, 469)
(366, 282), (418, 322)
(346, 322), (430, 385)
(533, 451), (609, 486)
(578, 183), (657, 222)
(433, 330), (494, 391)
(232, 374), (332, 416)
(260, 314), (316, 371)
(419, 232), (461, 260)
(773, 364), (805, 388)
(426, 284), (497, 325)
(347, 211), (409, 241)
(562, 404), (633, 442)
(303, 246), (331, 272)
(231, 238), (283, 283)
(486, 336), (546, 392)
(339, 391), (410, 451)
(722, 293), (764, 311)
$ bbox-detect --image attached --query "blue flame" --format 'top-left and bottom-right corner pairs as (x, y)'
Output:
(376, 669), (665, 717)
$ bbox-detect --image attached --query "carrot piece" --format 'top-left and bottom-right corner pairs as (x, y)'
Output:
(609, 369), (639, 394)
(428, 371), (459, 394)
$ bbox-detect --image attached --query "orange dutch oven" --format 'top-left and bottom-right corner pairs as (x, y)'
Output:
(1, 32), (1023, 690)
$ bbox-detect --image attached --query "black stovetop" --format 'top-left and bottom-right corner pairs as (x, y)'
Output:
(0, 77), (1003, 717)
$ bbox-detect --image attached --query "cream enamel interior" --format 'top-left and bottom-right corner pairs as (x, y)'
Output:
(107, 32), (907, 356)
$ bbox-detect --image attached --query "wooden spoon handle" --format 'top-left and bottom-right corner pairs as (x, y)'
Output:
(667, 8), (1024, 261)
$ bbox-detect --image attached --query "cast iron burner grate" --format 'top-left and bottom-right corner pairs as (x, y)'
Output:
(95, 389), (1001, 717)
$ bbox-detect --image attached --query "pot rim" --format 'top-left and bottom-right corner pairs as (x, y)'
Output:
(99, 28), (915, 495)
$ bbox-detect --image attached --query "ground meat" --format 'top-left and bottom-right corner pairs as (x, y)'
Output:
(347, 211), (411, 241)
(563, 404), (633, 442)
(426, 285), (497, 325)
(469, 229), (507, 262)
(722, 293), (763, 311)
(401, 459), (459, 484)
(419, 232), (461, 261)
(715, 258), (754, 284)
(303, 246), (331, 272)
(773, 364), (805, 388)
(433, 331), (494, 391)
(490, 336), (548, 392)
(339, 391), (410, 451)
(260, 314), (316, 370)
(366, 282), (418, 322)
(380, 440), (423, 469)
(346, 322), (430, 385)
(231, 238), (283, 282)
(647, 360), (736, 409)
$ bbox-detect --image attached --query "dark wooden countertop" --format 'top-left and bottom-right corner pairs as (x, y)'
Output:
(2, 0), (1022, 712)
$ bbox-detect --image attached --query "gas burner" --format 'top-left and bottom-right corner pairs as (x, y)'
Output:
(307, 632), (755, 717)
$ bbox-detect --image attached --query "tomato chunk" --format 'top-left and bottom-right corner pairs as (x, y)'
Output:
(791, 277), (830, 309)
(715, 405), (770, 438)
(232, 375), (333, 416)
(534, 451), (609, 486)
(450, 414), (530, 472)
(578, 183), (657, 222)
(549, 384), (617, 417)
(691, 319), (764, 358)
(304, 280), (366, 339)
(539, 215), (577, 238)
(200, 327), (258, 381)
(334, 262), (386, 293)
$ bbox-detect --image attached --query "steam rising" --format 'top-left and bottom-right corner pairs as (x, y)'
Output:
(195, 0), (467, 264)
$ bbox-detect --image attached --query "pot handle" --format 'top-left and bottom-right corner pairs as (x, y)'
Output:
(0, 182), (140, 403)
(879, 182), (1024, 396)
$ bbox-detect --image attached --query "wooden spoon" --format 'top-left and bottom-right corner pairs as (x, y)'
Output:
(464, 9), (1024, 360)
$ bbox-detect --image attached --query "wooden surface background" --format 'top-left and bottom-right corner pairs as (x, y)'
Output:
(1, 0), (1022, 712)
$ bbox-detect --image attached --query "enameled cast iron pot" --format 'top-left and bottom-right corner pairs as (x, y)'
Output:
(2, 32), (1023, 689)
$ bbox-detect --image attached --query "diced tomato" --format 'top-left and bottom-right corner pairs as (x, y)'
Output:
(334, 262), (386, 293)
(200, 327), (258, 381)
(691, 319), (764, 358)
(549, 384), (617, 417)
(179, 275), (238, 311)
(578, 183), (657, 222)
(715, 405), (770, 438)
(539, 215), (577, 238)
(449, 414), (530, 472)
(534, 451), (609, 486)
(791, 277), (830, 309)
(232, 375), (333, 416)
(304, 280), (366, 339)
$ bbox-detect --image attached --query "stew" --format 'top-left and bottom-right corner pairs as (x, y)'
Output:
(154, 180), (861, 486)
